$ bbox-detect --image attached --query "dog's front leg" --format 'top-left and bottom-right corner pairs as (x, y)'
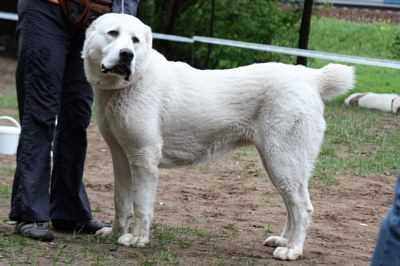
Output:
(96, 138), (134, 239)
(118, 146), (161, 247)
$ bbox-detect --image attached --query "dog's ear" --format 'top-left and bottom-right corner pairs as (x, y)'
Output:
(392, 97), (400, 113)
(81, 21), (98, 59)
(144, 25), (153, 51)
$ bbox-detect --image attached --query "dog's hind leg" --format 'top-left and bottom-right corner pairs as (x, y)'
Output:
(256, 112), (324, 260)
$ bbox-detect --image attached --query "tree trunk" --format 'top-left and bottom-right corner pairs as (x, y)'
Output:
(297, 0), (314, 66)
(205, 0), (215, 68)
(157, 0), (199, 57)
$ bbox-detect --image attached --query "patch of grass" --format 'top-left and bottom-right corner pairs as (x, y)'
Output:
(0, 235), (34, 265)
(91, 206), (102, 213)
(222, 223), (240, 237)
(142, 249), (178, 266)
(136, 224), (210, 265)
(0, 165), (15, 178)
(263, 224), (273, 235)
(0, 232), (131, 265)
(152, 223), (208, 249)
(0, 184), (11, 199)
(0, 93), (17, 109)
(310, 17), (399, 59)
(315, 104), (400, 183)
(309, 17), (400, 104)
(305, 17), (400, 182)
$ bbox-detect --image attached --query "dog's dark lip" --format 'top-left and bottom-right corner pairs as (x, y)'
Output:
(101, 64), (131, 81)
(101, 64), (110, 73)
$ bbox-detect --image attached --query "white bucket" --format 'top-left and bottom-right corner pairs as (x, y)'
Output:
(0, 116), (21, 155)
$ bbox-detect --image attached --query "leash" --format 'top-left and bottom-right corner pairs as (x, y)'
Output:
(56, 0), (112, 28)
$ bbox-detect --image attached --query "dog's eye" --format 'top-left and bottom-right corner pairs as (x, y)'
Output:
(132, 36), (140, 43)
(107, 30), (119, 38)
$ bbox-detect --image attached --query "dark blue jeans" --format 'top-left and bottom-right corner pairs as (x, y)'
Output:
(371, 177), (400, 266)
(9, 0), (93, 223)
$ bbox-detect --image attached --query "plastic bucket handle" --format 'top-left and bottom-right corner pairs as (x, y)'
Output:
(0, 116), (21, 129)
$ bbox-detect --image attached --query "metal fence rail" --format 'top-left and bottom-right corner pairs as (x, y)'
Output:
(2, 11), (400, 70)
(192, 36), (400, 69)
(297, 0), (400, 9)
(0, 11), (17, 21)
(323, 0), (400, 9)
(325, 1), (400, 9)
(144, 33), (400, 70)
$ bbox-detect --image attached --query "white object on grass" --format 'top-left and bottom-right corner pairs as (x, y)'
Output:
(0, 116), (21, 155)
(345, 92), (400, 113)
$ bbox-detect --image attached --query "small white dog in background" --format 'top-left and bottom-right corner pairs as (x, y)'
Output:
(345, 92), (400, 113)
(82, 13), (354, 261)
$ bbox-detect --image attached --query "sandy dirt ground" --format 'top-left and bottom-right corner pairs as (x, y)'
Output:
(0, 122), (395, 265)
(84, 125), (395, 266)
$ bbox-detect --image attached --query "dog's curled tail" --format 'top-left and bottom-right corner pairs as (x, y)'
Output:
(317, 63), (355, 101)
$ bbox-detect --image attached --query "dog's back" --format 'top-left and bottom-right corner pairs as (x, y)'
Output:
(157, 62), (354, 167)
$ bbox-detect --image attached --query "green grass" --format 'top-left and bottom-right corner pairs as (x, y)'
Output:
(308, 17), (400, 103)
(0, 233), (120, 265)
(0, 185), (11, 199)
(0, 165), (14, 178)
(310, 17), (399, 59)
(316, 104), (400, 183)
(0, 94), (17, 109)
(0, 224), (210, 266)
(0, 167), (15, 200)
(306, 17), (400, 182)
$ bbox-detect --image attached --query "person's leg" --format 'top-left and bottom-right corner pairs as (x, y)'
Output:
(10, 0), (69, 224)
(50, 31), (97, 229)
(371, 177), (400, 266)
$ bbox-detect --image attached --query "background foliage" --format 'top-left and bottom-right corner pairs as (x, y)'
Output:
(137, 0), (302, 68)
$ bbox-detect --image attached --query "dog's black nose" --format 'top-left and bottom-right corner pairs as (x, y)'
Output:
(119, 49), (134, 63)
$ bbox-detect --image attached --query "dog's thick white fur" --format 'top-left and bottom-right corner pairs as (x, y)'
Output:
(82, 13), (354, 260)
(345, 92), (400, 113)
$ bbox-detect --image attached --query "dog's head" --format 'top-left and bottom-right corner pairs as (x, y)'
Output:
(82, 13), (153, 85)
(392, 96), (400, 114)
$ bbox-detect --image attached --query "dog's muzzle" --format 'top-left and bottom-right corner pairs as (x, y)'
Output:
(101, 48), (134, 81)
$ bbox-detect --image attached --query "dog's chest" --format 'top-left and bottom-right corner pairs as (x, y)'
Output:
(107, 90), (132, 116)
(96, 89), (138, 133)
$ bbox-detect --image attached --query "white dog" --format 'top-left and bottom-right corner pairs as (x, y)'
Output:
(345, 92), (400, 113)
(82, 13), (354, 260)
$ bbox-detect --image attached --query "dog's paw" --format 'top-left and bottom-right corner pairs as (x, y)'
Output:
(130, 236), (149, 247)
(263, 236), (288, 247)
(117, 233), (149, 247)
(95, 227), (113, 237)
(273, 247), (302, 261)
(118, 233), (134, 246)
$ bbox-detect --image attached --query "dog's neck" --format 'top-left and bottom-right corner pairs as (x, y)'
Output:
(94, 75), (133, 90)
